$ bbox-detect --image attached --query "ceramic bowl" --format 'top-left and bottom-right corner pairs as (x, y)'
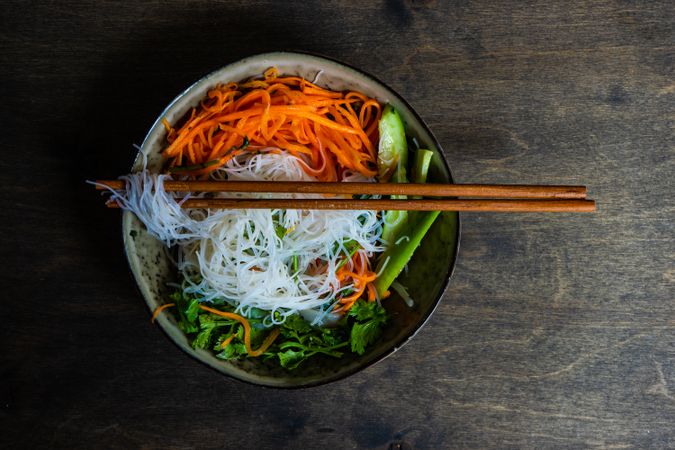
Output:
(122, 52), (460, 387)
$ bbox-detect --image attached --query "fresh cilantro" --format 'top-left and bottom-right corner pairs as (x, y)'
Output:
(320, 327), (345, 347)
(348, 300), (388, 355)
(216, 344), (237, 360)
(216, 342), (247, 360)
(282, 314), (313, 334)
(170, 291), (200, 334)
(185, 298), (201, 323)
(234, 324), (244, 341)
(169, 287), (389, 370)
(278, 348), (306, 370)
(191, 314), (233, 350)
(348, 300), (387, 322)
(213, 333), (233, 351)
(192, 328), (213, 350)
(351, 321), (383, 355)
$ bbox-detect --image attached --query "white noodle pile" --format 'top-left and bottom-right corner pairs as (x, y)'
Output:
(94, 170), (208, 248)
(102, 151), (386, 325)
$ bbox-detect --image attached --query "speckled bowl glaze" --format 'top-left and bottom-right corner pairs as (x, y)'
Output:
(123, 52), (460, 387)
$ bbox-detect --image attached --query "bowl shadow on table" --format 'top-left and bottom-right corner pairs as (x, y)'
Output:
(64, 4), (344, 277)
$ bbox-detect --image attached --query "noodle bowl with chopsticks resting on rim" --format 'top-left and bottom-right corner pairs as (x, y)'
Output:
(96, 64), (443, 371)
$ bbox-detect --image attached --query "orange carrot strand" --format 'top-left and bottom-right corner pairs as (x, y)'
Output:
(198, 305), (280, 357)
(151, 303), (175, 322)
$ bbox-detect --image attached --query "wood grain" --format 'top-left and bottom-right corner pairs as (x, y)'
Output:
(1, 0), (673, 449)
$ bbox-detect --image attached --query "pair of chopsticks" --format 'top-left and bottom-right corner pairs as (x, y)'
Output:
(95, 180), (596, 212)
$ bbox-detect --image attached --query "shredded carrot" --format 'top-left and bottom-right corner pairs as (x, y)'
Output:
(219, 334), (236, 349)
(150, 303), (175, 322)
(161, 67), (381, 180)
(367, 283), (377, 302)
(198, 305), (280, 357)
(333, 249), (379, 313)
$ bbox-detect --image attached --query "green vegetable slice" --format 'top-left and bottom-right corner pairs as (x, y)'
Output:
(377, 105), (410, 245)
(374, 210), (440, 298)
(412, 149), (434, 185)
(377, 105), (408, 183)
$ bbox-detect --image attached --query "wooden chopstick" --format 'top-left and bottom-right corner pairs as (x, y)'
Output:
(95, 180), (587, 199)
(106, 197), (596, 212)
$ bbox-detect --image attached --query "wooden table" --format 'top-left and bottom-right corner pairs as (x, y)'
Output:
(2, 1), (673, 448)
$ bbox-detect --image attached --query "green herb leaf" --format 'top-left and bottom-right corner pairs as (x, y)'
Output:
(192, 328), (213, 350)
(215, 342), (247, 360)
(278, 348), (308, 369)
(348, 300), (387, 322)
(230, 342), (247, 355)
(185, 298), (201, 323)
(234, 325), (244, 341)
(178, 319), (198, 334)
(216, 345), (236, 360)
(320, 328), (345, 347)
(192, 313), (233, 349)
(213, 333), (233, 351)
(282, 314), (313, 334)
(348, 300), (388, 355)
(351, 320), (384, 355)
(198, 314), (232, 329)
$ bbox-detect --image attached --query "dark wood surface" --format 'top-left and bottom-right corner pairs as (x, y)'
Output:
(2, 1), (673, 448)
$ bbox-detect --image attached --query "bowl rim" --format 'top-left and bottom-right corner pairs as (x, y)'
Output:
(129, 50), (461, 388)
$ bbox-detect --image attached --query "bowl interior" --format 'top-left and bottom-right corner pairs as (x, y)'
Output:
(122, 52), (459, 387)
